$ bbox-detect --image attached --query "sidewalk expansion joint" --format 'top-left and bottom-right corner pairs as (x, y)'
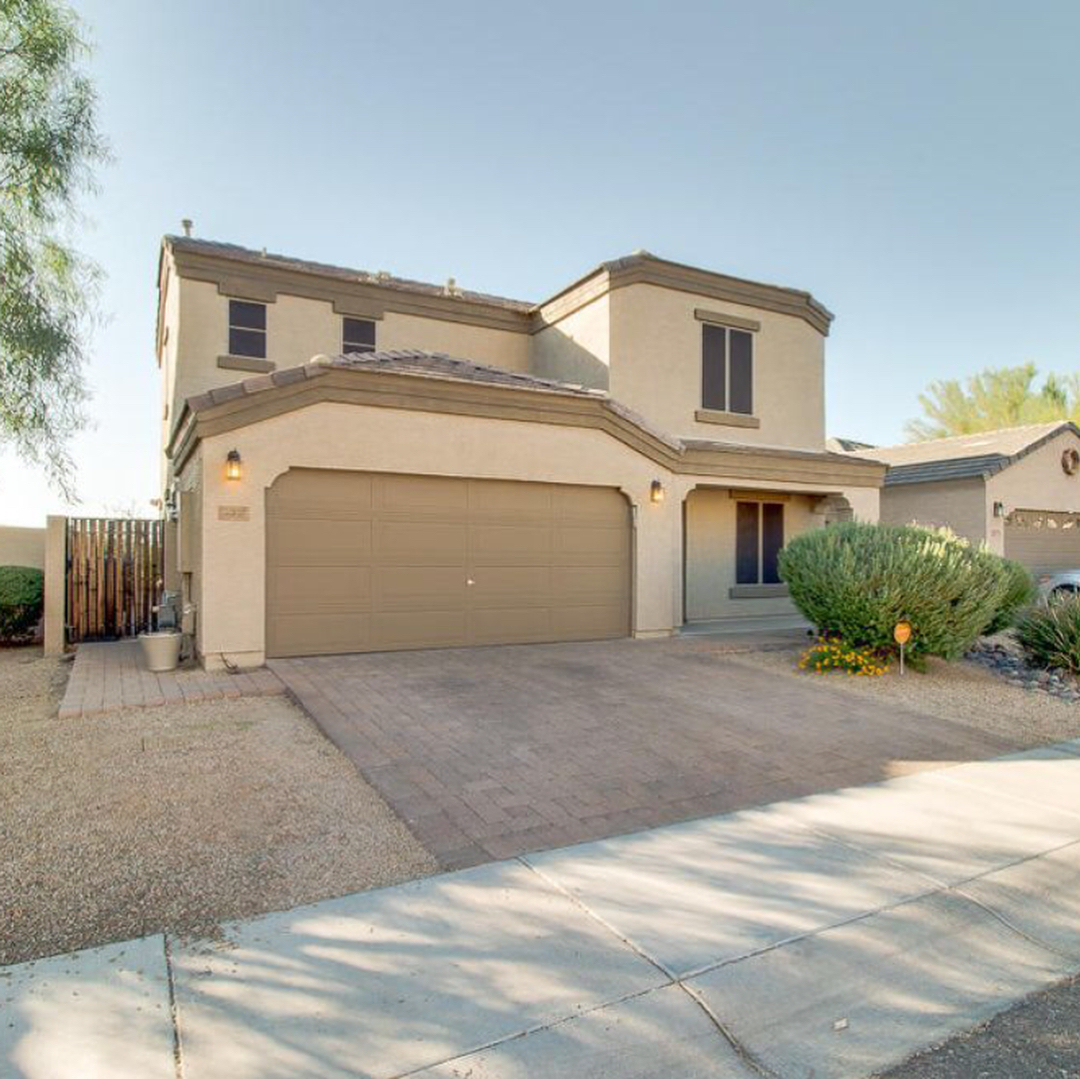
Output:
(163, 934), (184, 1079)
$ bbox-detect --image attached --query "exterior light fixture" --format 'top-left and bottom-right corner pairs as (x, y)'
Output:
(650, 479), (665, 504)
(225, 449), (242, 481)
(992, 501), (1005, 518)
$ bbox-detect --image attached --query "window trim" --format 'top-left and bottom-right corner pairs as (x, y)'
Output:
(342, 316), (376, 354)
(700, 323), (755, 417)
(227, 299), (267, 359)
(733, 500), (785, 588)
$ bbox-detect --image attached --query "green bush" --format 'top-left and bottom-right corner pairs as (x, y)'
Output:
(0, 566), (45, 642)
(984, 558), (1037, 635)
(777, 522), (1011, 661)
(1016, 597), (1080, 673)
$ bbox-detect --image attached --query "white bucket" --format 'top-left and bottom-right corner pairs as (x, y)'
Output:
(139, 630), (183, 672)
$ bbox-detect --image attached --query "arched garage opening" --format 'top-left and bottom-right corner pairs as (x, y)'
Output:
(265, 468), (633, 657)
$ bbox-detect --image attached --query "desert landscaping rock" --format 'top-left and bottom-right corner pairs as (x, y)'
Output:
(0, 647), (436, 966)
(729, 640), (1080, 750)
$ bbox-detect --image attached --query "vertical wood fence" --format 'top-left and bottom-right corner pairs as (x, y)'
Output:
(66, 518), (165, 643)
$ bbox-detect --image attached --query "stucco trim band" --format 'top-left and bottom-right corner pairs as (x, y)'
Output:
(169, 366), (885, 491)
(695, 409), (761, 429)
(693, 308), (762, 332)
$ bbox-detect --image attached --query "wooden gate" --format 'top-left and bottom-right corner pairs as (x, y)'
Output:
(66, 518), (165, 643)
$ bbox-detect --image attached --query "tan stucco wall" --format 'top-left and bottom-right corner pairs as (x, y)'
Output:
(684, 489), (818, 621)
(165, 279), (531, 452)
(878, 477), (988, 546)
(187, 402), (872, 668)
(0, 525), (45, 569)
(985, 428), (1080, 555)
(608, 283), (826, 450)
(531, 293), (611, 389)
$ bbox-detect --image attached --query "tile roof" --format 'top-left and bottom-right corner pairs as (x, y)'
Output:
(849, 422), (1078, 485)
(164, 236), (535, 313)
(184, 349), (605, 414)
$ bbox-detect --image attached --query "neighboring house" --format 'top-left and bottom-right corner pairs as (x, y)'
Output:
(157, 236), (884, 668)
(847, 422), (1080, 573)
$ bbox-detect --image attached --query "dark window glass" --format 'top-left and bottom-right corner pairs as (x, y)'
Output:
(229, 300), (266, 331)
(228, 327), (266, 358)
(702, 324), (727, 411)
(343, 317), (376, 353)
(729, 329), (753, 415)
(228, 300), (266, 358)
(735, 502), (760, 585)
(762, 503), (784, 584)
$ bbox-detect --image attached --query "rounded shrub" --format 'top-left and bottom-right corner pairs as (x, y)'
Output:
(984, 558), (1037, 635)
(777, 522), (1011, 661)
(0, 566), (45, 642)
(1016, 597), (1080, 674)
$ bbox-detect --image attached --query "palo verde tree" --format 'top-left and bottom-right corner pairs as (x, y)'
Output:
(0, 0), (107, 495)
(906, 363), (1080, 441)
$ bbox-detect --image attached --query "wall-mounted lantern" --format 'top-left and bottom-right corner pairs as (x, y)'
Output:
(993, 500), (1005, 518)
(650, 479), (665, 504)
(225, 449), (243, 481)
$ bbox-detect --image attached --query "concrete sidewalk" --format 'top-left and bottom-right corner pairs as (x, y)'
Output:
(5, 743), (1080, 1079)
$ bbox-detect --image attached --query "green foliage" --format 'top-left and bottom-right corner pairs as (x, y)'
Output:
(984, 559), (1037, 635)
(905, 363), (1080, 441)
(778, 522), (1012, 661)
(1, 0), (109, 494)
(1016, 598), (1080, 674)
(0, 564), (44, 640)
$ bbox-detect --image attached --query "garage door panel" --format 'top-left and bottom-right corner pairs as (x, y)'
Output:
(271, 519), (373, 565)
(270, 565), (371, 614)
(371, 610), (468, 650)
(552, 565), (627, 605)
(469, 607), (554, 644)
(267, 469), (630, 657)
(269, 612), (373, 657)
(374, 566), (468, 611)
(553, 524), (630, 564)
(1005, 513), (1080, 573)
(552, 604), (629, 639)
(468, 566), (551, 607)
(270, 471), (373, 519)
(377, 474), (469, 516)
(374, 521), (468, 564)
(553, 485), (627, 521)
(469, 524), (553, 564)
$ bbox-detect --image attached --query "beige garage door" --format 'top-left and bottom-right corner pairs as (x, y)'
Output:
(1004, 510), (1080, 573)
(266, 469), (632, 658)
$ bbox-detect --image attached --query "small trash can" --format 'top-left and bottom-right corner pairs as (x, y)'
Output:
(139, 630), (183, 672)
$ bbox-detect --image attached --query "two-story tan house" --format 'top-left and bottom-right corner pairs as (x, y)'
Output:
(157, 236), (884, 669)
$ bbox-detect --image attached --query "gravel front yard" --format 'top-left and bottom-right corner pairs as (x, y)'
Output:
(726, 641), (1080, 748)
(0, 647), (436, 967)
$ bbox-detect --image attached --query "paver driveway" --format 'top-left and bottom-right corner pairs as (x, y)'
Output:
(270, 637), (1019, 868)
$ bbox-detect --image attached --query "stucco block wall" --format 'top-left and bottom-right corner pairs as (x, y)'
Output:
(985, 428), (1080, 555)
(608, 283), (826, 450)
(531, 294), (611, 389)
(0, 525), (45, 569)
(878, 477), (988, 546)
(684, 489), (818, 621)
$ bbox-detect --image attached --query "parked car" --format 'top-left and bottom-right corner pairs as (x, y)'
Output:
(1037, 571), (1080, 603)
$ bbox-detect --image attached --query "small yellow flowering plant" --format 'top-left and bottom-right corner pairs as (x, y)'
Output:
(798, 636), (889, 677)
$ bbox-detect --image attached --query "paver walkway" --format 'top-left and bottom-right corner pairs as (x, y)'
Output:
(5, 740), (1080, 1079)
(270, 637), (1020, 868)
(58, 640), (284, 718)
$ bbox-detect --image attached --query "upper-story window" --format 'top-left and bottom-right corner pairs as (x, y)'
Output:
(228, 300), (267, 359)
(342, 317), (376, 354)
(701, 323), (753, 414)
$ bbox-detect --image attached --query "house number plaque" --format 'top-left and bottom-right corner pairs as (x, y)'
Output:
(218, 505), (251, 522)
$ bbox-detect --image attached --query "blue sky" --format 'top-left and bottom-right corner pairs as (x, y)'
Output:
(3, 0), (1079, 525)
